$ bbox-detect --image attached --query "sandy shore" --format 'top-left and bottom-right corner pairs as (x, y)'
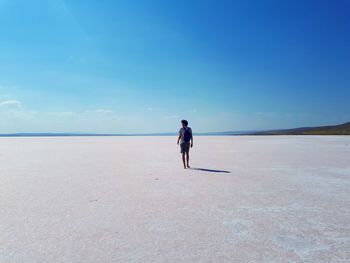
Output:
(1, 136), (350, 262)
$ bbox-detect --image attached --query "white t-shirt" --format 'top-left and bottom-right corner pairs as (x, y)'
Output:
(179, 127), (192, 144)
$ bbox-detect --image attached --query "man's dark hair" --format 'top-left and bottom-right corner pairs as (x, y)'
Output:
(181, 120), (188, 126)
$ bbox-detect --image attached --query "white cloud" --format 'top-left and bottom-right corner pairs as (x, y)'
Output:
(115, 116), (129, 121)
(162, 115), (178, 120)
(0, 107), (130, 133)
(94, 109), (113, 114)
(0, 100), (22, 108)
(85, 109), (113, 114)
(48, 111), (77, 117)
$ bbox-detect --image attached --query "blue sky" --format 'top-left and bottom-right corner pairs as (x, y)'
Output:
(0, 0), (349, 133)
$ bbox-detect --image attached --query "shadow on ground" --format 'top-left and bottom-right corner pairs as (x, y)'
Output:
(190, 168), (231, 173)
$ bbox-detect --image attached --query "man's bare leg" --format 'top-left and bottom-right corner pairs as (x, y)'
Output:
(186, 152), (190, 168)
(182, 153), (186, 169)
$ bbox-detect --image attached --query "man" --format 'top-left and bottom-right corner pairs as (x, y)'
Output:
(177, 119), (193, 169)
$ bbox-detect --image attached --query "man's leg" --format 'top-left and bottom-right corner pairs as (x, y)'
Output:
(186, 152), (190, 168)
(182, 152), (186, 169)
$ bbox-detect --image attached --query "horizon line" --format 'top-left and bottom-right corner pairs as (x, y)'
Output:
(0, 121), (349, 137)
(0, 131), (243, 137)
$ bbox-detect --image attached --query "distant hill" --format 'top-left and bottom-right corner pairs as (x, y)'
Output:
(245, 122), (350, 135)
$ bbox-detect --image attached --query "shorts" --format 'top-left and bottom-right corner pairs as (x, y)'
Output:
(180, 142), (190, 153)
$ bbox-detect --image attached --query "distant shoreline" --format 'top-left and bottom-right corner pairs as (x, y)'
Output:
(0, 133), (236, 137)
(1, 122), (349, 137)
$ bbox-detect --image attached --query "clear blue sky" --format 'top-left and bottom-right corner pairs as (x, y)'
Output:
(0, 0), (349, 133)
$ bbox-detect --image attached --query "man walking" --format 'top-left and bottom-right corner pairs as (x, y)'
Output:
(177, 120), (193, 169)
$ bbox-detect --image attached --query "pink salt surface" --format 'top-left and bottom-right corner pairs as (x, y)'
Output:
(1, 136), (350, 263)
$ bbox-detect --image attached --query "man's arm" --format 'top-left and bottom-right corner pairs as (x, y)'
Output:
(190, 131), (193, 147)
(177, 133), (182, 145)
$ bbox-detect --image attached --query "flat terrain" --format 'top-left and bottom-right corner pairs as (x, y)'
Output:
(1, 136), (350, 263)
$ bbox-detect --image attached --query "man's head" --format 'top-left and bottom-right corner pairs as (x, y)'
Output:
(181, 119), (188, 127)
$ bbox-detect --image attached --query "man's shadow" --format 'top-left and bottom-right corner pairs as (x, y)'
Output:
(190, 168), (231, 173)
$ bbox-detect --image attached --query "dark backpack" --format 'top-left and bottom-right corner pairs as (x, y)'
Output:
(184, 127), (191, 142)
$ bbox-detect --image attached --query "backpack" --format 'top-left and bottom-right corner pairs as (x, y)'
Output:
(183, 127), (191, 142)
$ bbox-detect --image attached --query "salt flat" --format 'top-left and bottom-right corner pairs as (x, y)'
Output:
(1, 136), (350, 263)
